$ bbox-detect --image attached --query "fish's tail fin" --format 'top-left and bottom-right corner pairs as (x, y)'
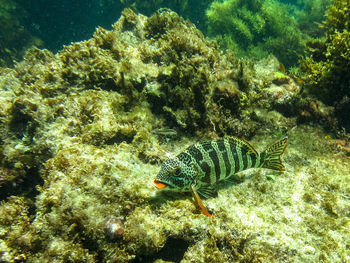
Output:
(261, 137), (288, 171)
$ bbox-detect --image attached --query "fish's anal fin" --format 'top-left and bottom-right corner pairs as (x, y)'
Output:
(226, 136), (258, 156)
(191, 185), (213, 217)
(262, 136), (288, 171)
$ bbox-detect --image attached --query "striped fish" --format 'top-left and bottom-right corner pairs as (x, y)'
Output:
(153, 136), (288, 217)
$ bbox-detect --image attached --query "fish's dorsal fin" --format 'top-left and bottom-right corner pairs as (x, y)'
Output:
(226, 136), (258, 156)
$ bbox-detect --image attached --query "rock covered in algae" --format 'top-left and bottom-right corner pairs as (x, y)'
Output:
(0, 8), (349, 263)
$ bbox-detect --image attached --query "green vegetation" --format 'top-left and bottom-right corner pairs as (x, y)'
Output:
(296, 0), (332, 38)
(301, 0), (350, 130)
(206, 0), (329, 68)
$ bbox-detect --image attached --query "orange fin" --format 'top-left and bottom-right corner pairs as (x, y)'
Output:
(191, 185), (213, 217)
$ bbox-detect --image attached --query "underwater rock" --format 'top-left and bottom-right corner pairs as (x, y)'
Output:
(0, 7), (349, 263)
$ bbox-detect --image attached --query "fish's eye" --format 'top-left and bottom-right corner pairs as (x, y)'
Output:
(172, 167), (181, 176)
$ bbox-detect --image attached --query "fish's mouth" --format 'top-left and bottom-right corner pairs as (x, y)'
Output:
(153, 180), (170, 189)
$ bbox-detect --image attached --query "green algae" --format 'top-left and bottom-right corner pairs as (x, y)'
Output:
(205, 0), (303, 67)
(0, 8), (349, 263)
(300, 0), (350, 131)
(205, 0), (329, 68)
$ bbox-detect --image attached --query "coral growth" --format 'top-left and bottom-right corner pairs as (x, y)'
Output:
(0, 8), (348, 263)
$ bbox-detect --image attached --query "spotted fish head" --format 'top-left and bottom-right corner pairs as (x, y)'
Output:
(153, 157), (189, 191)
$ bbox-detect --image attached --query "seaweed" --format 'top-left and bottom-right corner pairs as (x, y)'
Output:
(206, 0), (328, 68)
(300, 0), (350, 130)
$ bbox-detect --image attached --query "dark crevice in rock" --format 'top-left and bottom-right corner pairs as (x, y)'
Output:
(132, 237), (189, 263)
(0, 166), (43, 204)
(9, 104), (37, 141)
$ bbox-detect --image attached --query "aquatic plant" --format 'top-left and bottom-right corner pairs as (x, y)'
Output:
(300, 0), (350, 130)
(206, 0), (327, 68)
(295, 0), (331, 37)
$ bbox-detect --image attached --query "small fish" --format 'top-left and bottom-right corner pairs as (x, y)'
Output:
(279, 62), (286, 73)
(152, 128), (177, 137)
(154, 136), (288, 217)
(289, 73), (304, 86)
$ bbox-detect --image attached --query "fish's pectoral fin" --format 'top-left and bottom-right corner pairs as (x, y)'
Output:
(191, 185), (213, 217)
(222, 174), (243, 185)
(197, 185), (218, 199)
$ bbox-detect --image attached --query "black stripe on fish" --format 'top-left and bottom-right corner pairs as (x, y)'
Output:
(224, 139), (235, 178)
(190, 144), (211, 183)
(258, 153), (265, 168)
(241, 147), (248, 170)
(210, 141), (222, 182)
(200, 160), (211, 184)
(236, 145), (244, 172)
(187, 144), (204, 163)
(207, 145), (220, 184)
(217, 140), (231, 179)
(200, 142), (218, 184)
(229, 143), (240, 173)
